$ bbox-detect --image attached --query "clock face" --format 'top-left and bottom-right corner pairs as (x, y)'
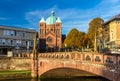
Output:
(47, 37), (52, 43)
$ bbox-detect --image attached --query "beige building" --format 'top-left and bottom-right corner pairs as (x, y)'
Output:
(0, 26), (36, 56)
(103, 14), (120, 50)
(39, 11), (62, 52)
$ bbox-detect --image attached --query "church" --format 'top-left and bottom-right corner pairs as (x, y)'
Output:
(39, 11), (62, 52)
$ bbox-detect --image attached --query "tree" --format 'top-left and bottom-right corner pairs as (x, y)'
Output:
(87, 17), (104, 48)
(63, 28), (85, 50)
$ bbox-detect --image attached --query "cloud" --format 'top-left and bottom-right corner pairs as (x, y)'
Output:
(25, 0), (120, 34)
(25, 6), (93, 34)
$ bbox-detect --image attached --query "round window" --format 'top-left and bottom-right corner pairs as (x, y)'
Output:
(47, 37), (52, 43)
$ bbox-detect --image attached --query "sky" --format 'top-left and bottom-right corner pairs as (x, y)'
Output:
(0, 0), (120, 35)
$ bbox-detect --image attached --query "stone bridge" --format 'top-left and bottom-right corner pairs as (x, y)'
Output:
(31, 52), (120, 81)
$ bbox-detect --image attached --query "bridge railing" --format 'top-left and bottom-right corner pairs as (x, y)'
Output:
(38, 52), (120, 72)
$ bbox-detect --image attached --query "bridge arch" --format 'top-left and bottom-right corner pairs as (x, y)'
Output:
(40, 67), (98, 77)
(34, 52), (120, 81)
(38, 59), (111, 80)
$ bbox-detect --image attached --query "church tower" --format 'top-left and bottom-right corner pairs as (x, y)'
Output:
(39, 11), (62, 52)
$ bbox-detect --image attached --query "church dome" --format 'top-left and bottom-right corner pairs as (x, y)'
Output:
(46, 11), (57, 25)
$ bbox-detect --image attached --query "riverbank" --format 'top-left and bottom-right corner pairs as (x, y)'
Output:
(0, 70), (31, 80)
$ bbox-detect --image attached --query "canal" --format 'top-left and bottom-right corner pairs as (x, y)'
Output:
(0, 77), (110, 81)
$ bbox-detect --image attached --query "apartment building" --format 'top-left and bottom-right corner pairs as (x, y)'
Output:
(103, 14), (120, 50)
(0, 25), (36, 56)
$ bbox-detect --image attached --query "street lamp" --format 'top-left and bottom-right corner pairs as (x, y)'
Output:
(27, 41), (29, 53)
(65, 44), (67, 52)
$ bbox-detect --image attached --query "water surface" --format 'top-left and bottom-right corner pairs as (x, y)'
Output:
(0, 77), (110, 81)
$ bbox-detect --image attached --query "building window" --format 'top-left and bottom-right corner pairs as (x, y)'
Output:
(14, 31), (17, 36)
(16, 40), (22, 45)
(51, 28), (53, 31)
(10, 39), (13, 45)
(3, 30), (7, 35)
(47, 29), (49, 31)
(9, 39), (13, 45)
(111, 30), (114, 39)
(10, 30), (14, 36)
(3, 29), (17, 36)
(20, 32), (25, 37)
(40, 29), (44, 35)
(26, 41), (30, 49)
(47, 37), (52, 43)
(26, 41), (28, 46)
(0, 39), (6, 44)
(31, 41), (33, 46)
(7, 30), (10, 35)
(3, 29), (10, 35)
(56, 29), (60, 36)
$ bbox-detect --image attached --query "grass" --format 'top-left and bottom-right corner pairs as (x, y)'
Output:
(0, 70), (31, 74)
(0, 70), (31, 80)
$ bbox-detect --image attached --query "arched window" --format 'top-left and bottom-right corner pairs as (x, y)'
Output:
(47, 37), (52, 43)
(56, 29), (60, 36)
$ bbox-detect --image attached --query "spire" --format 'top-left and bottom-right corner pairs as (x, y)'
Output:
(51, 10), (55, 16)
(39, 17), (45, 23)
(56, 17), (61, 23)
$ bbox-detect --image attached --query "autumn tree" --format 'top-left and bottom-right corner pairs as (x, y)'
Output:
(87, 17), (104, 48)
(63, 28), (85, 50)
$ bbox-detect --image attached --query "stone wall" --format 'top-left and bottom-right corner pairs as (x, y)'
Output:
(0, 57), (31, 70)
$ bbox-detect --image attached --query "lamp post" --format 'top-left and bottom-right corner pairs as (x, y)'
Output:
(27, 41), (29, 53)
(65, 44), (67, 52)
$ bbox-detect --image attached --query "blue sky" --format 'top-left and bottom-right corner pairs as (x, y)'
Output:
(0, 0), (120, 34)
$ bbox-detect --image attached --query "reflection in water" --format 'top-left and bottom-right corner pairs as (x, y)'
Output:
(31, 78), (40, 81)
(0, 77), (110, 81)
(40, 77), (110, 81)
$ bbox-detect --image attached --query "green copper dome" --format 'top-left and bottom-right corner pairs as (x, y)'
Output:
(46, 11), (57, 25)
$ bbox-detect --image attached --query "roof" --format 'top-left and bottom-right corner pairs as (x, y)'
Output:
(46, 11), (57, 25)
(56, 17), (62, 23)
(40, 11), (62, 25)
(104, 14), (120, 24)
(0, 25), (36, 32)
(39, 17), (45, 23)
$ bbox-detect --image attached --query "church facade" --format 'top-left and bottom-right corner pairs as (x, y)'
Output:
(39, 11), (62, 52)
